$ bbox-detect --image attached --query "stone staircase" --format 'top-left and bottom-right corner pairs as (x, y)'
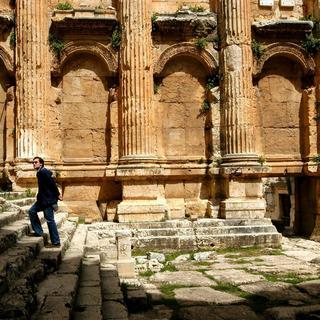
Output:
(0, 192), (86, 320)
(0, 192), (283, 320)
(72, 255), (128, 320)
(86, 218), (282, 252)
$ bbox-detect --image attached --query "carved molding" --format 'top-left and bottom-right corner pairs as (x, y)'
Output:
(154, 42), (218, 76)
(52, 40), (118, 76)
(0, 46), (13, 75)
(254, 42), (315, 77)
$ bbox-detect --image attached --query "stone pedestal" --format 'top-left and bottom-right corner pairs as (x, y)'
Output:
(220, 178), (266, 219)
(117, 175), (168, 222)
(116, 231), (135, 279)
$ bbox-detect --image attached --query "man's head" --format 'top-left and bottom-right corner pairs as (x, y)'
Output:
(33, 156), (44, 170)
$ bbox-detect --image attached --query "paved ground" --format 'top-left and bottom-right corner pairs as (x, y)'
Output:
(118, 237), (320, 320)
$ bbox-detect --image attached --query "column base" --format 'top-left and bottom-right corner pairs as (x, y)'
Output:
(117, 199), (168, 222)
(221, 153), (260, 167)
(220, 198), (266, 219)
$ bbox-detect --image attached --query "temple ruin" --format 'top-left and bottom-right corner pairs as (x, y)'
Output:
(0, 0), (319, 245)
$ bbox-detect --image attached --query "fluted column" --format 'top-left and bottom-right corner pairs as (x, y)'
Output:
(119, 0), (155, 160)
(16, 0), (49, 158)
(220, 0), (257, 164)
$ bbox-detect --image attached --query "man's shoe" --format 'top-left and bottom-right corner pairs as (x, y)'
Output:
(46, 243), (61, 248)
(28, 232), (42, 237)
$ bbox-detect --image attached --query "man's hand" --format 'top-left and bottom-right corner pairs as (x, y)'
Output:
(58, 195), (63, 201)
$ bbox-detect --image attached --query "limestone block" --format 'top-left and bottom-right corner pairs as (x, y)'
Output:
(64, 200), (102, 221)
(117, 200), (167, 222)
(122, 182), (160, 200)
(228, 180), (246, 198)
(167, 198), (185, 219)
(106, 200), (121, 222)
(220, 199), (266, 219)
(245, 180), (263, 197)
(185, 200), (208, 218)
(63, 184), (101, 200)
(184, 182), (201, 199)
(165, 182), (185, 198)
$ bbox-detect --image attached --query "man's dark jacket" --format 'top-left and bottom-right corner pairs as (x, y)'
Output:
(36, 167), (60, 209)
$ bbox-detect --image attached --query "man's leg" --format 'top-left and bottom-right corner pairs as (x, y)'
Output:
(28, 202), (44, 236)
(43, 206), (60, 245)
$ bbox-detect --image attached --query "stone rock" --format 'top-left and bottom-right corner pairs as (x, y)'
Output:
(147, 259), (163, 272)
(172, 254), (190, 263)
(150, 271), (216, 286)
(147, 252), (166, 263)
(178, 305), (260, 320)
(135, 256), (148, 264)
(239, 281), (310, 303)
(296, 279), (320, 297)
(193, 251), (217, 261)
(205, 269), (265, 285)
(174, 287), (245, 306)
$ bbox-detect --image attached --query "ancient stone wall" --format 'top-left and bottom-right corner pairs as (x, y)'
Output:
(0, 0), (317, 231)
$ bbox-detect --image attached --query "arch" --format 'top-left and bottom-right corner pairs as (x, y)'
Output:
(52, 40), (118, 76)
(154, 42), (218, 76)
(0, 46), (13, 75)
(254, 42), (315, 78)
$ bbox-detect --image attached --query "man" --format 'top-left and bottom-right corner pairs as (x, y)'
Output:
(28, 156), (62, 247)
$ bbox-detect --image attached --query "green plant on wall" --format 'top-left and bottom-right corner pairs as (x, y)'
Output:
(48, 34), (64, 56)
(151, 12), (158, 32)
(56, 2), (73, 10)
(9, 31), (15, 48)
(302, 33), (320, 55)
(312, 154), (320, 164)
(251, 39), (264, 60)
(258, 155), (266, 166)
(198, 100), (211, 118)
(195, 38), (208, 49)
(189, 5), (205, 12)
(111, 25), (121, 50)
(206, 74), (220, 90)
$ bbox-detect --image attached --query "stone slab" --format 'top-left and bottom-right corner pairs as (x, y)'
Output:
(178, 305), (260, 320)
(205, 269), (265, 285)
(150, 271), (216, 286)
(239, 281), (310, 303)
(173, 287), (245, 306)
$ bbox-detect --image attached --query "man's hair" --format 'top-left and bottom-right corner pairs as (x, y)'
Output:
(33, 156), (44, 166)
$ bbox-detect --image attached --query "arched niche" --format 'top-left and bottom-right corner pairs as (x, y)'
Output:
(52, 40), (117, 78)
(256, 54), (306, 159)
(155, 54), (216, 160)
(61, 52), (111, 161)
(154, 42), (218, 77)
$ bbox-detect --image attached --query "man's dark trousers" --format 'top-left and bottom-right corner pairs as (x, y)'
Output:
(28, 202), (60, 245)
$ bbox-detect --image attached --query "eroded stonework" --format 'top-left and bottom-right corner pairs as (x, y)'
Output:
(0, 0), (318, 241)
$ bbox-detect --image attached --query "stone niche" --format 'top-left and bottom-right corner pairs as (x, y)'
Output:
(51, 54), (110, 162)
(155, 56), (209, 160)
(257, 56), (304, 160)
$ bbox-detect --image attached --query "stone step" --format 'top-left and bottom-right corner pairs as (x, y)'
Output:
(131, 232), (282, 250)
(0, 210), (24, 228)
(0, 212), (69, 296)
(32, 223), (87, 320)
(0, 215), (78, 319)
(72, 255), (103, 320)
(89, 218), (275, 232)
(0, 211), (68, 255)
(129, 225), (277, 238)
(100, 265), (128, 320)
(8, 197), (36, 207)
